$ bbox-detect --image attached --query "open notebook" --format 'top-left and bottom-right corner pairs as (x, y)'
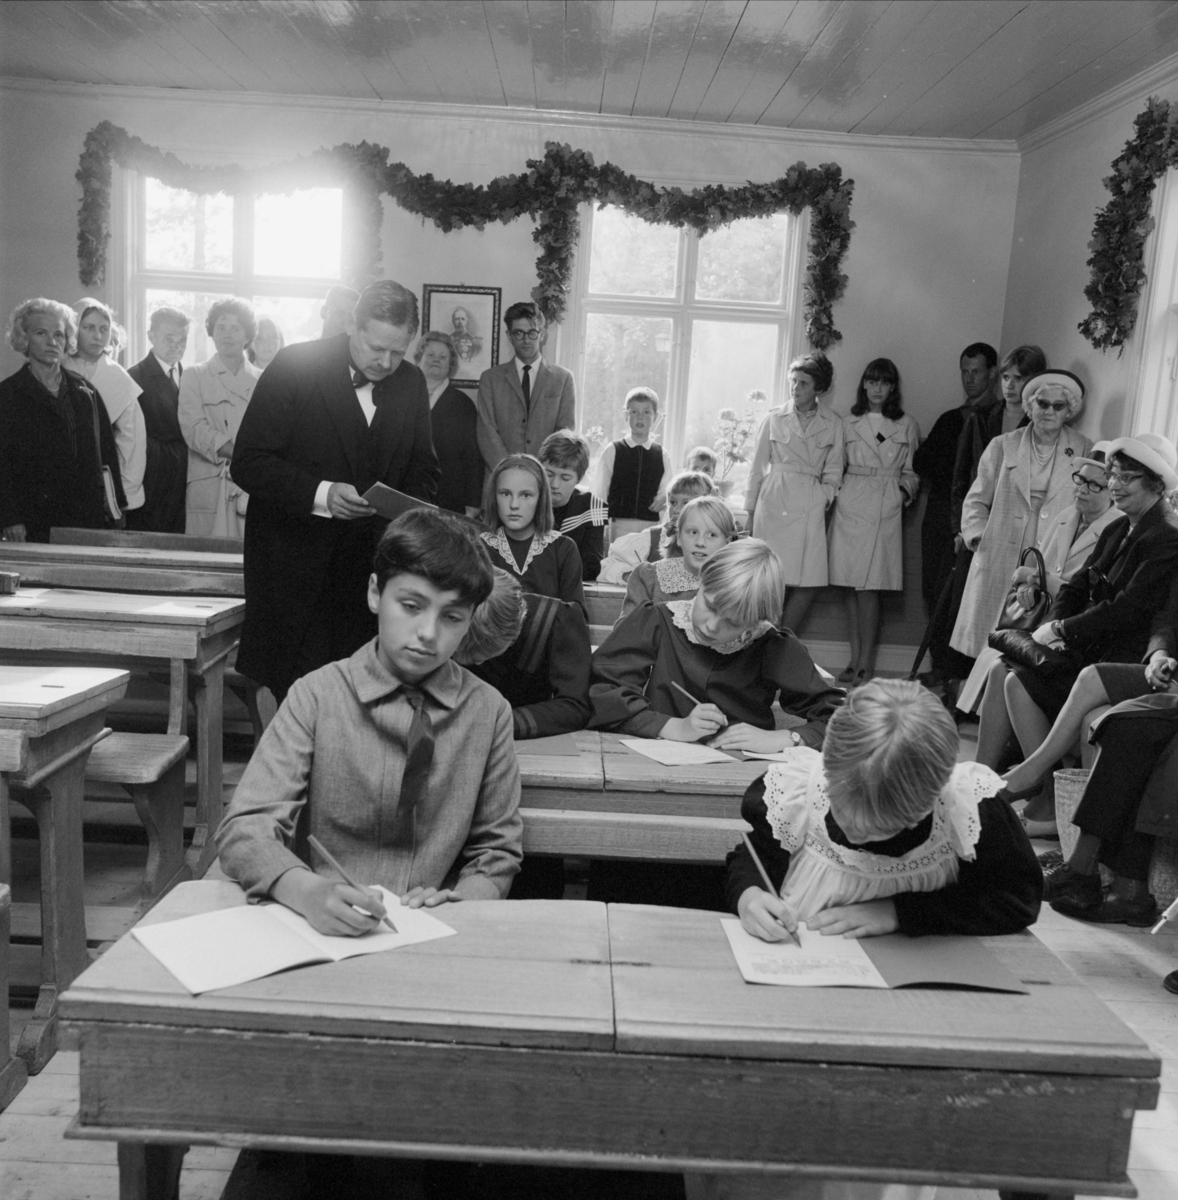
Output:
(133, 888), (455, 994)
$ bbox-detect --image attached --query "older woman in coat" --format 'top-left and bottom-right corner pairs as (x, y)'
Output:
(951, 371), (1091, 660)
(178, 297), (260, 537)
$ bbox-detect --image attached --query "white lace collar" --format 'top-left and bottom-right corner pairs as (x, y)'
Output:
(665, 599), (771, 656)
(479, 527), (561, 577)
(653, 557), (699, 594)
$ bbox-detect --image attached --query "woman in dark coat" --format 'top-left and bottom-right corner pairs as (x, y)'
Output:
(415, 331), (484, 517)
(0, 298), (125, 543)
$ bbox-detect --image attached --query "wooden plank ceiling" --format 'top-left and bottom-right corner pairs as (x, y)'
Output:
(3, 0), (1178, 140)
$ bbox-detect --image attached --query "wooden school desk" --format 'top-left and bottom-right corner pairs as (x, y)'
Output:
(0, 588), (245, 875)
(61, 883), (1159, 1200)
(0, 665), (129, 1077)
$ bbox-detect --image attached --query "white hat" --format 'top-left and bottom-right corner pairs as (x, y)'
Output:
(1073, 440), (1112, 471)
(1105, 432), (1178, 493)
(1021, 370), (1085, 404)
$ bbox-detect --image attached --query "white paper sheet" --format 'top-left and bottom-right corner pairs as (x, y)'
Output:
(132, 888), (455, 994)
(619, 738), (733, 766)
(720, 918), (888, 989)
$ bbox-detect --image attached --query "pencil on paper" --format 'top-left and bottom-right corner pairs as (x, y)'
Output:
(670, 679), (702, 708)
(308, 835), (398, 934)
(741, 831), (800, 947)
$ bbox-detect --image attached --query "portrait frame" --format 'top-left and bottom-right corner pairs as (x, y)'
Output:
(422, 284), (501, 387)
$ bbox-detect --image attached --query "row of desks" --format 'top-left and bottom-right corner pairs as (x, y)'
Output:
(61, 880), (1160, 1200)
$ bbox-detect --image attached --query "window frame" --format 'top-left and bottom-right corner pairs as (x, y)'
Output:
(563, 202), (808, 464)
(114, 169), (344, 365)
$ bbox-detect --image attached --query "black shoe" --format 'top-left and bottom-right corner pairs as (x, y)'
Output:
(1164, 969), (1178, 996)
(1043, 862), (1102, 908)
(1037, 849), (1064, 870)
(1067, 891), (1158, 927)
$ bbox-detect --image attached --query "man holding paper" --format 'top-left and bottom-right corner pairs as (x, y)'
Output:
(232, 280), (440, 700)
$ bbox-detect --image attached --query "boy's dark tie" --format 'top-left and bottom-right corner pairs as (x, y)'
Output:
(521, 363), (531, 412)
(393, 686), (435, 845)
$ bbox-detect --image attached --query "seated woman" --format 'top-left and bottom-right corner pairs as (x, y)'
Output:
(955, 448), (1120, 714)
(618, 495), (737, 623)
(455, 568), (592, 740)
(975, 433), (1178, 834)
(596, 469), (714, 585)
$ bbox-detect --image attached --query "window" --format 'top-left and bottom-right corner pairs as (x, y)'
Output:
(569, 205), (805, 502)
(122, 176), (345, 365)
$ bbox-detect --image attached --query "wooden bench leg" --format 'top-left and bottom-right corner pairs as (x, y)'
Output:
(187, 657), (224, 878)
(118, 1140), (188, 1200)
(0, 881), (29, 1112)
(129, 758), (192, 907)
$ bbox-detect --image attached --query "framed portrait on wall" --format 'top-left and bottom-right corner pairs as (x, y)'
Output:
(422, 285), (501, 387)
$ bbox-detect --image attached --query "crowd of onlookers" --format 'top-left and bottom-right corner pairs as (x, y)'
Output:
(1, 283), (1175, 995)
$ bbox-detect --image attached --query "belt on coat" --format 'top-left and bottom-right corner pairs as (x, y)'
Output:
(845, 465), (903, 477)
(772, 463), (824, 478)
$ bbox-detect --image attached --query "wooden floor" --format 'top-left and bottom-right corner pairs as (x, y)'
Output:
(2, 732), (1177, 1199)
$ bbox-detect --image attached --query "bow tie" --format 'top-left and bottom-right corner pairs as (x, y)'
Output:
(351, 368), (371, 389)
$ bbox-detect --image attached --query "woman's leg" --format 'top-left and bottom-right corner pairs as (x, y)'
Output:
(840, 590), (860, 676)
(782, 587), (819, 633)
(1003, 665), (1111, 792)
(975, 659), (1014, 769)
(1004, 672), (1057, 821)
(857, 591), (881, 678)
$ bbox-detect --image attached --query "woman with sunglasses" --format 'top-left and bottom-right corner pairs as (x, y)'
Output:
(976, 432), (1178, 836)
(951, 371), (1091, 667)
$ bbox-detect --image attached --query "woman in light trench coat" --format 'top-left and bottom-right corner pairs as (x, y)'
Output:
(178, 297), (260, 537)
(950, 370), (1091, 660)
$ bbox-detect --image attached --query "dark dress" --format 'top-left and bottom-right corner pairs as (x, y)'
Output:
(553, 489), (607, 582)
(0, 363), (125, 542)
(430, 384), (484, 515)
(127, 353), (188, 533)
(607, 440), (666, 521)
(479, 529), (586, 614)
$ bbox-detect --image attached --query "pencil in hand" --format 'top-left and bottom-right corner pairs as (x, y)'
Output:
(307, 835), (398, 934)
(741, 831), (800, 946)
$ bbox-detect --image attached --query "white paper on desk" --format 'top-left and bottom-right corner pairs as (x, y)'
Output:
(132, 888), (455, 994)
(619, 738), (732, 766)
(721, 918), (888, 989)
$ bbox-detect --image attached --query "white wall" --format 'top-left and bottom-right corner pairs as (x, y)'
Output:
(1003, 70), (1178, 442)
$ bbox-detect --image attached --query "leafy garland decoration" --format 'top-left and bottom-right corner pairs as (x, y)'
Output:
(1079, 97), (1178, 355)
(77, 121), (855, 348)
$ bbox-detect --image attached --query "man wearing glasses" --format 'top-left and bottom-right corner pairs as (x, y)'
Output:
(475, 301), (576, 471)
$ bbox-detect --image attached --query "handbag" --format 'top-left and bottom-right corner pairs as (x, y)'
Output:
(988, 627), (1080, 674)
(994, 547), (1051, 634)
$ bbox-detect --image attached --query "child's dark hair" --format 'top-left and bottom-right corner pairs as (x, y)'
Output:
(788, 351), (833, 395)
(539, 429), (590, 479)
(373, 508), (494, 608)
(851, 357), (904, 419)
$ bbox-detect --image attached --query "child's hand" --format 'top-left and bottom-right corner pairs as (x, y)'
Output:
(660, 703), (727, 741)
(737, 887), (799, 943)
(402, 886), (461, 908)
(808, 898), (898, 939)
(271, 868), (385, 937)
(711, 724), (801, 752)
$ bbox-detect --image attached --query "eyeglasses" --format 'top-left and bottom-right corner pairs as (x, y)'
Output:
(1107, 470), (1145, 485)
(1033, 398), (1069, 413)
(509, 328), (541, 342)
(1071, 471), (1108, 494)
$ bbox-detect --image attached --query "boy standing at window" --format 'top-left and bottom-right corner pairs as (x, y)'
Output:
(540, 429), (608, 582)
(217, 508), (522, 934)
(597, 387), (669, 522)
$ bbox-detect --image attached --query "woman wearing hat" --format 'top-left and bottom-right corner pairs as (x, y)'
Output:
(951, 370), (1092, 664)
(976, 431), (1178, 836)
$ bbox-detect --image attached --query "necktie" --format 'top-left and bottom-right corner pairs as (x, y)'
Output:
(521, 363), (531, 412)
(352, 369), (370, 389)
(393, 685), (435, 848)
(170, 365), (179, 387)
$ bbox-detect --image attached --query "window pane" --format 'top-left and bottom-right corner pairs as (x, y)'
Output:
(695, 214), (789, 303)
(587, 206), (679, 298)
(144, 289), (236, 367)
(251, 295), (323, 351)
(683, 321), (777, 501)
(581, 313), (672, 475)
(144, 179), (233, 273)
(253, 189), (342, 279)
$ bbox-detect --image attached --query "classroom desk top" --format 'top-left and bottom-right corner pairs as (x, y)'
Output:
(61, 882), (1160, 1198)
(0, 542), (244, 596)
(514, 730), (605, 797)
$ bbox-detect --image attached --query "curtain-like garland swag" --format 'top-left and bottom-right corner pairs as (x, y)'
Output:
(1080, 97), (1178, 355)
(77, 121), (855, 348)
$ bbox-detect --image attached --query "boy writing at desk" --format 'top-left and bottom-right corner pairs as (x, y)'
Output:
(217, 508), (522, 934)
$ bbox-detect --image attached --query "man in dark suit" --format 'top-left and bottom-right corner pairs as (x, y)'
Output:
(231, 280), (440, 700)
(475, 300), (575, 470)
(127, 306), (190, 532)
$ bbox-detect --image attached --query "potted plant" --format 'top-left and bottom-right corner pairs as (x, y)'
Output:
(712, 391), (766, 497)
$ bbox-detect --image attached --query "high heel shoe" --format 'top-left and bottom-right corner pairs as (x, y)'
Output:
(998, 773), (1044, 803)
(836, 665), (855, 684)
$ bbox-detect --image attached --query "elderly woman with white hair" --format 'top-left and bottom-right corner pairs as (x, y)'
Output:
(951, 370), (1092, 663)
(976, 431), (1178, 835)
(0, 298), (126, 542)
